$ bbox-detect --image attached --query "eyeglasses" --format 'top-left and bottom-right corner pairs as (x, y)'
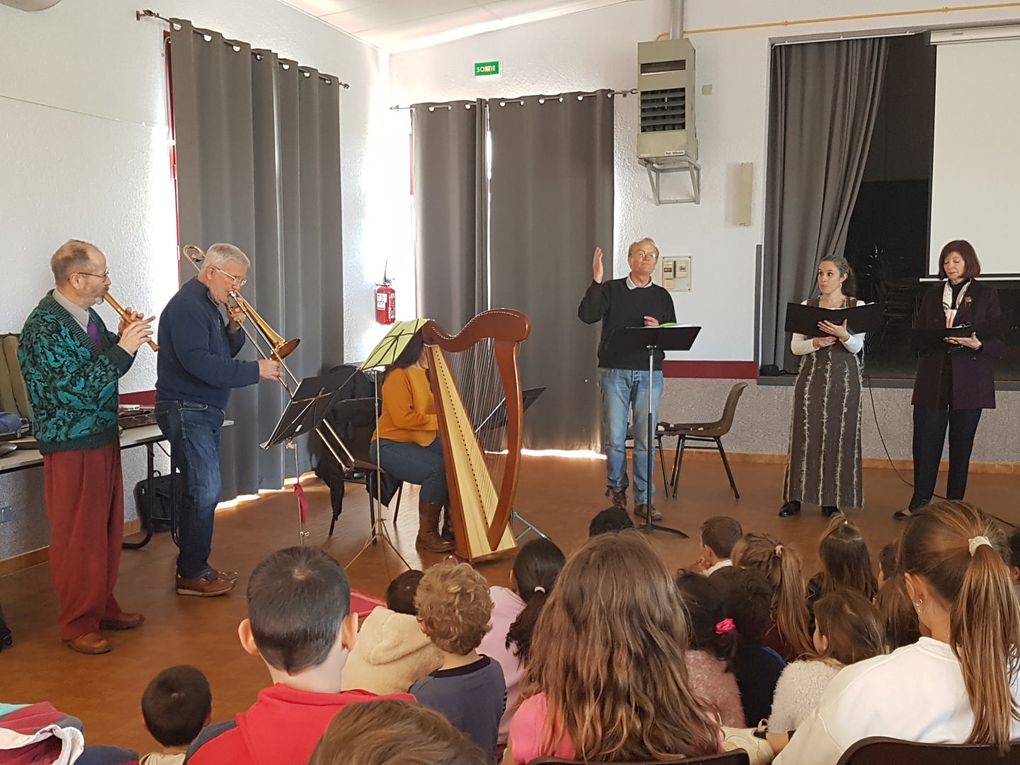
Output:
(212, 266), (247, 288)
(629, 251), (658, 261)
(74, 270), (111, 280)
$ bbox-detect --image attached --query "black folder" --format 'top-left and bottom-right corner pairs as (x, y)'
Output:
(784, 302), (885, 338)
(910, 312), (1011, 351)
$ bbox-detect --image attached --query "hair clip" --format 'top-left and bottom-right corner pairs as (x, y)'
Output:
(968, 535), (992, 556)
(715, 618), (736, 636)
(533, 585), (546, 594)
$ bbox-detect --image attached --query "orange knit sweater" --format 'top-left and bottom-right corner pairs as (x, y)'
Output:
(373, 365), (438, 446)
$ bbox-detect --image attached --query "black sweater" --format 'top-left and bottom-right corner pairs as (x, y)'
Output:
(578, 278), (676, 370)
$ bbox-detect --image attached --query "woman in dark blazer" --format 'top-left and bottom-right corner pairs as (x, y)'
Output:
(895, 240), (1003, 520)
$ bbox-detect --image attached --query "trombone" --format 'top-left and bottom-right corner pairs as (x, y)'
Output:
(103, 293), (159, 352)
(180, 244), (354, 468)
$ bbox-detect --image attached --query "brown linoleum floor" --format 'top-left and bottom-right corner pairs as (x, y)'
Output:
(1, 452), (1018, 753)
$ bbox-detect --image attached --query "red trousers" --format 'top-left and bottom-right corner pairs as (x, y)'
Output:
(43, 442), (124, 641)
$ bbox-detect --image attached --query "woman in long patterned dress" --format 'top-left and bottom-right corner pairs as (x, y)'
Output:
(779, 256), (866, 518)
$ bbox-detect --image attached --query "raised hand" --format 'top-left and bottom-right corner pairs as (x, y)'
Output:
(593, 247), (604, 284)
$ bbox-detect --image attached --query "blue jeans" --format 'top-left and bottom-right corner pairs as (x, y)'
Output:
(155, 400), (224, 579)
(600, 368), (664, 504)
(369, 438), (448, 503)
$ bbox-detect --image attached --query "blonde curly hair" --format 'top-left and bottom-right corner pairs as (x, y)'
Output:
(415, 561), (492, 655)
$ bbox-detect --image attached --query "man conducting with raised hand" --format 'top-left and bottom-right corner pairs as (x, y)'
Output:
(578, 238), (675, 522)
(20, 239), (154, 654)
(156, 243), (282, 598)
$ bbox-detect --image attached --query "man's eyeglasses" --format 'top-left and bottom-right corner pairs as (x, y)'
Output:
(212, 266), (247, 288)
(74, 270), (111, 280)
(630, 251), (658, 261)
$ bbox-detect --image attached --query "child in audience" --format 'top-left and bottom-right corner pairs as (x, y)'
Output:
(876, 541), (898, 589)
(478, 538), (565, 749)
(342, 570), (443, 696)
(187, 547), (411, 765)
(725, 567), (787, 726)
(510, 532), (722, 763)
(411, 561), (506, 762)
(766, 590), (886, 754)
(807, 515), (878, 611)
(874, 573), (922, 649)
(674, 571), (745, 727)
(775, 502), (1020, 764)
(309, 699), (488, 765)
(693, 516), (743, 578)
(587, 506), (634, 536)
(733, 533), (813, 661)
(140, 665), (211, 764)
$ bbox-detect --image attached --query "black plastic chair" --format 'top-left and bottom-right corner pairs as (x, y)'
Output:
(837, 736), (1020, 765)
(530, 749), (749, 765)
(656, 382), (747, 499)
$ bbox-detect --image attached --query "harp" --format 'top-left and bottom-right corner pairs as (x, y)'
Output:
(422, 309), (531, 562)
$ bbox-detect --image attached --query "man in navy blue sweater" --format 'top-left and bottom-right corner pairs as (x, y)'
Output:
(156, 243), (282, 597)
(578, 238), (675, 521)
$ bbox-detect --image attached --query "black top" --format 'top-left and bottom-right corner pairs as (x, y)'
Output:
(578, 277), (677, 370)
(733, 639), (786, 726)
(409, 656), (506, 762)
(911, 279), (1003, 410)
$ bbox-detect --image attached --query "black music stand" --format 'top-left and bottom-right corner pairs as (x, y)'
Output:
(614, 325), (701, 538)
(263, 369), (358, 545)
(476, 387), (549, 542)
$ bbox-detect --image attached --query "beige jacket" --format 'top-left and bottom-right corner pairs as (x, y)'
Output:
(342, 607), (443, 695)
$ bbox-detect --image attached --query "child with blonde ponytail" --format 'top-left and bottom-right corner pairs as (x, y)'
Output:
(733, 533), (813, 661)
(775, 501), (1020, 764)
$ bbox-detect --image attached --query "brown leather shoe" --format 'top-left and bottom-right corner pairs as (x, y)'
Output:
(606, 486), (627, 509)
(634, 503), (663, 521)
(176, 572), (235, 597)
(210, 568), (240, 582)
(99, 612), (145, 631)
(65, 632), (111, 655)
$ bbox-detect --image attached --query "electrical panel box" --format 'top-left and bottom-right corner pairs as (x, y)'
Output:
(657, 256), (692, 292)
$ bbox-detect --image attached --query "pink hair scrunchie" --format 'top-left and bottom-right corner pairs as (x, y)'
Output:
(715, 618), (736, 636)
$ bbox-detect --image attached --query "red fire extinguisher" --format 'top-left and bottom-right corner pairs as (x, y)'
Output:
(375, 263), (396, 325)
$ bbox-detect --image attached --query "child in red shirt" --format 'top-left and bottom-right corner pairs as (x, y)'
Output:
(186, 547), (411, 765)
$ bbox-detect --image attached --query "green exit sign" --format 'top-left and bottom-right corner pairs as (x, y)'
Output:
(474, 61), (501, 77)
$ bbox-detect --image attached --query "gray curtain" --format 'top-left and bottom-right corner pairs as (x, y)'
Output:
(169, 20), (343, 498)
(488, 92), (614, 450)
(762, 38), (888, 372)
(412, 100), (485, 333)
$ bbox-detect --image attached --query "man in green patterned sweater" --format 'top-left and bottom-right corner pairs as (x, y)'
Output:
(19, 239), (153, 654)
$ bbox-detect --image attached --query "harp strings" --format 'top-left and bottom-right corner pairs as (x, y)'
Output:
(444, 338), (507, 513)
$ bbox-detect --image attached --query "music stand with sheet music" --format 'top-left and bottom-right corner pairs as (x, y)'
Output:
(614, 325), (701, 538)
(263, 368), (361, 546)
(475, 386), (549, 542)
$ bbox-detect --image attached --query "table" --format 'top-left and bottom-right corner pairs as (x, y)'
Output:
(0, 424), (167, 550)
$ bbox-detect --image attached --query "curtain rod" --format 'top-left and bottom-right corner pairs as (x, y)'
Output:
(390, 88), (636, 111)
(135, 9), (351, 89)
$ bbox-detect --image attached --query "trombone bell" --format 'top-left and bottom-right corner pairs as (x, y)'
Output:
(230, 292), (300, 359)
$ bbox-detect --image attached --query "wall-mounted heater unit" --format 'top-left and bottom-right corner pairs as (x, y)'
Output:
(638, 38), (700, 204)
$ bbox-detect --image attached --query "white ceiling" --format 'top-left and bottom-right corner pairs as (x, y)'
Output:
(277, 0), (631, 51)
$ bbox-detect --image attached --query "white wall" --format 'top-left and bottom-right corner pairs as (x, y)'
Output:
(389, 0), (1020, 361)
(0, 0), (389, 560)
(0, 0), (391, 380)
